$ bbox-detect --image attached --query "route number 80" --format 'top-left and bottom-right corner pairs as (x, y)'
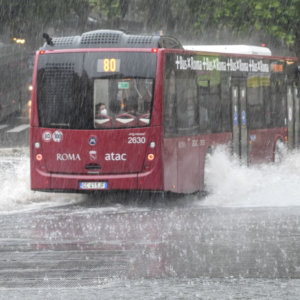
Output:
(103, 58), (116, 72)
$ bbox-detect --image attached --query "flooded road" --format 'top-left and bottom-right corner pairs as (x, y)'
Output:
(2, 203), (300, 280)
(1, 147), (300, 299)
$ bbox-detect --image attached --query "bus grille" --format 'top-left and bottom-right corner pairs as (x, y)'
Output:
(81, 32), (121, 45)
(127, 36), (153, 45)
(42, 62), (75, 112)
(52, 37), (77, 47)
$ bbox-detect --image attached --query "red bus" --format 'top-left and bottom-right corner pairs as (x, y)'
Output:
(30, 30), (300, 193)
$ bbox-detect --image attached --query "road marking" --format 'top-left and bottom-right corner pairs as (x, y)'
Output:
(6, 124), (30, 133)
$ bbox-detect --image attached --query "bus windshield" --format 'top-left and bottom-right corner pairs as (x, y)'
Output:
(94, 78), (153, 128)
(37, 52), (156, 129)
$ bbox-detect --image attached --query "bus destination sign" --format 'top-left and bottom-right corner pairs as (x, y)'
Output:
(97, 58), (120, 73)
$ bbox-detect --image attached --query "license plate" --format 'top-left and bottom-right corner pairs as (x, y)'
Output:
(79, 181), (108, 190)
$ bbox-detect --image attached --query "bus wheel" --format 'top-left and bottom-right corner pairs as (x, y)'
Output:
(274, 140), (286, 163)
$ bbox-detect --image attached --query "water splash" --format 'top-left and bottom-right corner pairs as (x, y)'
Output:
(199, 146), (300, 207)
(0, 148), (84, 213)
(2, 145), (300, 212)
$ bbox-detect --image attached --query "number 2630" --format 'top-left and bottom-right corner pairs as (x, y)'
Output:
(128, 137), (146, 144)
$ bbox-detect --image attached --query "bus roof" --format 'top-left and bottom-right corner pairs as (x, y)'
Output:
(183, 45), (272, 56)
(41, 30), (183, 50)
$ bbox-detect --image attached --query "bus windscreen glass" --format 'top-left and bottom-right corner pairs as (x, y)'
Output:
(37, 52), (156, 129)
(93, 78), (153, 128)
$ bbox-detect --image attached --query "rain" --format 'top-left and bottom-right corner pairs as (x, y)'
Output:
(1, 1), (300, 299)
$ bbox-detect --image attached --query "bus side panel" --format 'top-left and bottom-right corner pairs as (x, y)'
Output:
(163, 135), (204, 194)
(248, 128), (286, 163)
(163, 138), (178, 193)
(197, 132), (232, 194)
(163, 132), (232, 194)
(177, 136), (201, 194)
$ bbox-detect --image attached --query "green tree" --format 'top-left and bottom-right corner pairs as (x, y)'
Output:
(1, 0), (299, 58)
(97, 0), (129, 19)
(188, 0), (300, 58)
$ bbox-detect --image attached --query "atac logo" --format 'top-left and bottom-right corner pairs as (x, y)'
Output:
(57, 153), (81, 161)
(105, 152), (127, 161)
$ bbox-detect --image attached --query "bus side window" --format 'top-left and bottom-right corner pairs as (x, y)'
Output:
(164, 70), (177, 136)
(209, 84), (222, 133)
(176, 73), (187, 131)
(247, 76), (265, 129)
(264, 82), (272, 128)
(176, 71), (198, 134)
(186, 74), (199, 132)
(221, 74), (231, 132)
(198, 84), (209, 133)
(197, 75), (223, 133)
(271, 76), (286, 128)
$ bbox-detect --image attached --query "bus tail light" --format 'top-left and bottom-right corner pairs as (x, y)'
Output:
(147, 153), (155, 161)
(144, 140), (157, 171)
(36, 154), (43, 161)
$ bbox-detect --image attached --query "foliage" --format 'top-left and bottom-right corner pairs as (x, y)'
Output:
(0, 0), (299, 58)
(187, 0), (300, 57)
(97, 0), (129, 19)
(133, 0), (195, 34)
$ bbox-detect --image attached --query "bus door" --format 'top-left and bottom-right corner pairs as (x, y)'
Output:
(231, 78), (248, 164)
(287, 84), (300, 148)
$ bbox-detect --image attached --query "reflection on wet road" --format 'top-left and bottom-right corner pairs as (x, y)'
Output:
(1, 201), (300, 289)
(1, 148), (300, 299)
